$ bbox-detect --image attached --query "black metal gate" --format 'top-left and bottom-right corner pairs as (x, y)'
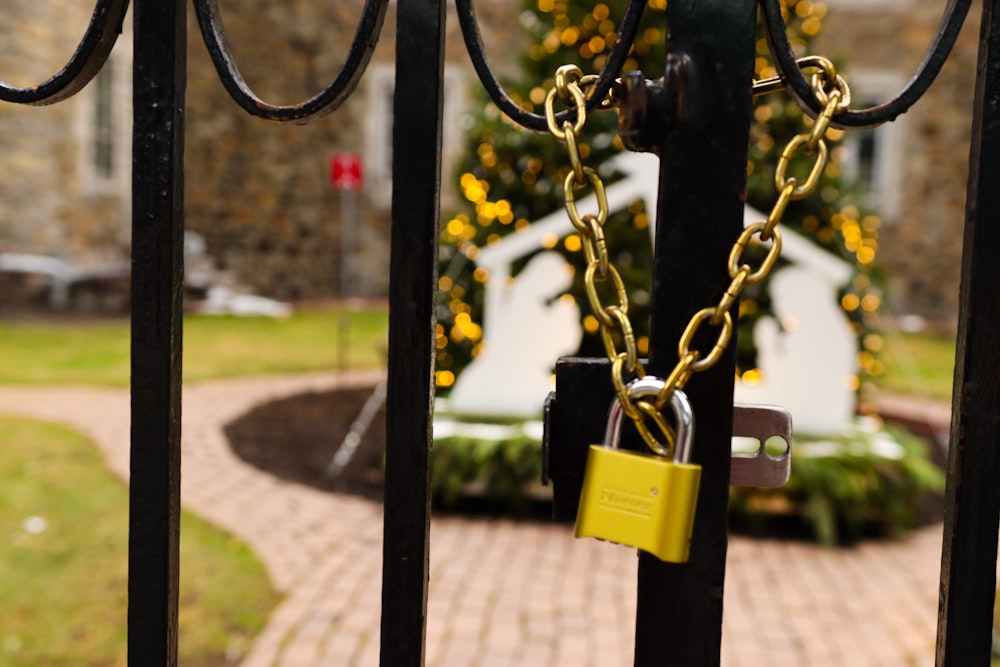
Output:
(1, 0), (997, 664)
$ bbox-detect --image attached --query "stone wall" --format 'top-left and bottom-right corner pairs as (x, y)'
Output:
(183, 0), (522, 299)
(0, 0), (521, 301)
(185, 0), (372, 299)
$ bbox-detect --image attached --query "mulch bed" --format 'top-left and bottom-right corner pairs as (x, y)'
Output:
(225, 384), (945, 536)
(225, 386), (387, 502)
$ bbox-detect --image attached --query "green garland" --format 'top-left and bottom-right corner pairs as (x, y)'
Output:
(431, 420), (945, 545)
(432, 434), (544, 514)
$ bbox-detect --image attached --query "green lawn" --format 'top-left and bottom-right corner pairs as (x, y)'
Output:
(0, 306), (955, 404)
(875, 329), (957, 401)
(0, 415), (280, 667)
(994, 588), (1000, 665)
(0, 305), (386, 664)
(0, 304), (388, 387)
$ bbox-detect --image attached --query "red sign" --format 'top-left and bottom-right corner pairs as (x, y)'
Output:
(330, 153), (364, 191)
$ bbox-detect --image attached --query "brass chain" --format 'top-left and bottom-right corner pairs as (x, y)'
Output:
(652, 60), (850, 412)
(545, 64), (674, 455)
(544, 59), (852, 456)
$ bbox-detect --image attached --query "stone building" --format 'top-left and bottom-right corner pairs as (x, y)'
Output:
(0, 0), (517, 302)
(0, 0), (983, 319)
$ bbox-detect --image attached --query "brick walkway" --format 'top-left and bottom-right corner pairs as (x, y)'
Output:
(0, 374), (971, 666)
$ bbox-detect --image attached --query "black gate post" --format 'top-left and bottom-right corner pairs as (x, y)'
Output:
(635, 1), (757, 664)
(127, 0), (186, 664)
(936, 0), (1000, 663)
(380, 0), (446, 661)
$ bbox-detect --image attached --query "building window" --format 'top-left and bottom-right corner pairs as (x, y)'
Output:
(365, 64), (467, 209)
(78, 45), (131, 199)
(365, 65), (395, 206)
(92, 61), (115, 181)
(838, 70), (905, 223)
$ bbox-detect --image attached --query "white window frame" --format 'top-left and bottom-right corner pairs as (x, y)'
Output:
(838, 69), (906, 223)
(76, 37), (132, 201)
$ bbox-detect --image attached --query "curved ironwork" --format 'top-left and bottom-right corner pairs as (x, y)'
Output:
(0, 0), (129, 106)
(192, 0), (389, 123)
(456, 0), (648, 132)
(761, 0), (973, 129)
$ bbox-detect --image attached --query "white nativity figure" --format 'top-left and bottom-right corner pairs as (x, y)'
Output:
(448, 152), (659, 420)
(733, 265), (858, 434)
(449, 251), (582, 419)
(446, 149), (859, 432)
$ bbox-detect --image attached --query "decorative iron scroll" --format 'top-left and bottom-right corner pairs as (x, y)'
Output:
(192, 0), (390, 122)
(458, 0), (974, 132)
(456, 0), (647, 132)
(0, 0), (128, 105)
(761, 0), (973, 128)
(1, 0), (974, 128)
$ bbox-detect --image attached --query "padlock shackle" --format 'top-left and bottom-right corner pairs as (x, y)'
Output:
(603, 377), (695, 464)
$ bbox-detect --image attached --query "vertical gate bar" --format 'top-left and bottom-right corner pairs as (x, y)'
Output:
(379, 0), (445, 659)
(635, 0), (757, 664)
(127, 0), (186, 664)
(936, 0), (1000, 663)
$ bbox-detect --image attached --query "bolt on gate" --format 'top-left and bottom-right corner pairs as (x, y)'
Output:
(1, 0), (998, 665)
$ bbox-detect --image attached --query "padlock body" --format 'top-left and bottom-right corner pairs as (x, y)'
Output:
(575, 445), (701, 563)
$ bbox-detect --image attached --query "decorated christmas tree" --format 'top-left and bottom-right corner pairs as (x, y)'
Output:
(436, 0), (885, 402)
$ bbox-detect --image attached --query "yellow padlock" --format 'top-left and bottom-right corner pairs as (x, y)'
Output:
(574, 378), (701, 563)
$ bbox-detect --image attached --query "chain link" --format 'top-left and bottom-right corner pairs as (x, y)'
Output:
(751, 55), (851, 105)
(545, 60), (852, 453)
(564, 168), (608, 232)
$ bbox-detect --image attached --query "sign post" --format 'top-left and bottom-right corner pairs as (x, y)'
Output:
(330, 153), (363, 297)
